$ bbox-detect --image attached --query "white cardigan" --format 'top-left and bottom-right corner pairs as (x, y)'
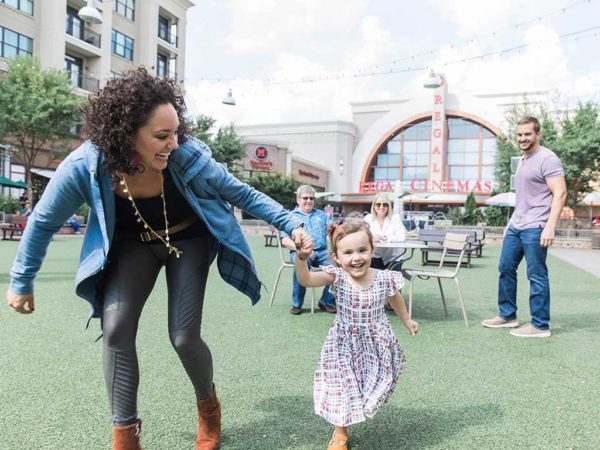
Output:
(364, 213), (407, 264)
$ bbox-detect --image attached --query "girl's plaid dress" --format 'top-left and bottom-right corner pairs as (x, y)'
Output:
(314, 266), (407, 426)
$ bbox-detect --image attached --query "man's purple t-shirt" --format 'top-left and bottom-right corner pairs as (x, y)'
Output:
(511, 146), (564, 230)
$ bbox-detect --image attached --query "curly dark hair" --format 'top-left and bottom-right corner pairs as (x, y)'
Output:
(80, 67), (190, 176)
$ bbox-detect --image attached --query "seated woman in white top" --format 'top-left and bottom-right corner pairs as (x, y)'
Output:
(363, 193), (406, 270)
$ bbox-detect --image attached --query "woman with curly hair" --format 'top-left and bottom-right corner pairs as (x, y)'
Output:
(6, 67), (309, 450)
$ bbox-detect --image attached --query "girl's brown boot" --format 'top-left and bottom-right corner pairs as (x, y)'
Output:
(327, 431), (349, 450)
(112, 419), (142, 450)
(196, 385), (221, 450)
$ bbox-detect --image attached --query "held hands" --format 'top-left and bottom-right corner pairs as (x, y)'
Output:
(291, 227), (311, 250)
(6, 289), (35, 314)
(296, 236), (315, 261)
(540, 226), (555, 247)
(403, 318), (419, 336)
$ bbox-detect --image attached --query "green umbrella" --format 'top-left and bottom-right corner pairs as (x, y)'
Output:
(0, 176), (28, 189)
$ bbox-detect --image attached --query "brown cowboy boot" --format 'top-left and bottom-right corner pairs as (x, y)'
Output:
(196, 385), (221, 450)
(112, 419), (142, 450)
(327, 431), (349, 450)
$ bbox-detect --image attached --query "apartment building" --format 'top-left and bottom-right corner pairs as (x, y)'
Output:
(0, 0), (193, 92)
(0, 0), (193, 197)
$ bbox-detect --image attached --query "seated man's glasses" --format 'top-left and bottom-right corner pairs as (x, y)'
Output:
(301, 196), (315, 201)
(375, 203), (389, 208)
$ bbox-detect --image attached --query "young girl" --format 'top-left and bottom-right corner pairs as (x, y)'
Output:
(295, 222), (419, 450)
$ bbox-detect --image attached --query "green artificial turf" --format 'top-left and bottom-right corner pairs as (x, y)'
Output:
(1, 236), (599, 449)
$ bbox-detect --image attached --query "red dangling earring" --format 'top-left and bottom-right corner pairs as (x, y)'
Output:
(130, 150), (141, 167)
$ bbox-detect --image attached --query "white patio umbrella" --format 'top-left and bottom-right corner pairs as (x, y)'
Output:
(583, 191), (600, 222)
(485, 192), (516, 207)
(485, 192), (516, 223)
(396, 192), (429, 213)
(315, 191), (337, 199)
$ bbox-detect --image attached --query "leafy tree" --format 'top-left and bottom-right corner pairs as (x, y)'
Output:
(245, 172), (301, 210)
(496, 101), (600, 207)
(484, 205), (509, 227)
(494, 102), (556, 192)
(191, 115), (215, 143)
(189, 115), (246, 177)
(0, 56), (81, 199)
(0, 194), (21, 214)
(211, 125), (246, 176)
(462, 191), (480, 225)
(553, 103), (600, 206)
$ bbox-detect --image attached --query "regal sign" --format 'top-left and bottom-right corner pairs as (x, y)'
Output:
(359, 179), (494, 193)
(430, 75), (446, 184)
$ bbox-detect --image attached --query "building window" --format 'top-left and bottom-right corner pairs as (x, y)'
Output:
(158, 15), (177, 46)
(1, 0), (33, 16)
(0, 26), (33, 58)
(156, 53), (167, 78)
(113, 0), (135, 20)
(111, 29), (134, 60)
(168, 57), (176, 80)
(64, 54), (83, 88)
(66, 6), (84, 40)
(446, 117), (496, 186)
(366, 116), (497, 190)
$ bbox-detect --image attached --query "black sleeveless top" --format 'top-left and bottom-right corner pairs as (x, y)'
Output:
(115, 169), (210, 243)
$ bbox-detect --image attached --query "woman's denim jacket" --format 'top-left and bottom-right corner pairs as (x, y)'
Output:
(9, 137), (302, 320)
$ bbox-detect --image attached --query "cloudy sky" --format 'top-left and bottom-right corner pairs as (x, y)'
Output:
(183, 0), (600, 126)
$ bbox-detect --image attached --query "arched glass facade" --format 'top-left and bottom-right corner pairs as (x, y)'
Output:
(366, 116), (497, 190)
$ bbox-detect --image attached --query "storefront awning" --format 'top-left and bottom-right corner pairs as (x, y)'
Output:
(0, 176), (28, 189)
(31, 168), (55, 179)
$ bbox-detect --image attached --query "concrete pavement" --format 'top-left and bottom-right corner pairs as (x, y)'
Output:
(549, 247), (600, 278)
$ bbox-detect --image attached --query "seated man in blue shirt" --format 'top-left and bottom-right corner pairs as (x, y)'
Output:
(66, 214), (81, 234)
(281, 185), (336, 315)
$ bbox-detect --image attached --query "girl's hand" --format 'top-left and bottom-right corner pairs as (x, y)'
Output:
(403, 319), (419, 336)
(6, 289), (35, 314)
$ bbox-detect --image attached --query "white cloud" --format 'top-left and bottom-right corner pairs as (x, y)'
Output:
(187, 14), (397, 124)
(343, 16), (396, 70)
(428, 0), (564, 36)
(185, 2), (600, 126)
(402, 24), (570, 96)
(224, 0), (369, 53)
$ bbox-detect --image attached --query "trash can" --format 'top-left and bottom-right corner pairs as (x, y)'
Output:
(592, 230), (600, 250)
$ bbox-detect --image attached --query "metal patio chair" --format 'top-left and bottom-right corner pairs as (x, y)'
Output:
(402, 232), (469, 326)
(269, 235), (316, 313)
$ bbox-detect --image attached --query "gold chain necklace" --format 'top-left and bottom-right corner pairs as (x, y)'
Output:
(120, 172), (182, 258)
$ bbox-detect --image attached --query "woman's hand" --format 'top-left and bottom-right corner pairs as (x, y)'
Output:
(6, 289), (35, 314)
(373, 234), (386, 243)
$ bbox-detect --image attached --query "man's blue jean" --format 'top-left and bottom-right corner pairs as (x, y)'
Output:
(291, 249), (335, 308)
(498, 225), (550, 330)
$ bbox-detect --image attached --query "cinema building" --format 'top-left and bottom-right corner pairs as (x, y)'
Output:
(236, 75), (544, 215)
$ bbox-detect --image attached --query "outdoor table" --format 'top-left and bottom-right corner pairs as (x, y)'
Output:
(374, 241), (428, 271)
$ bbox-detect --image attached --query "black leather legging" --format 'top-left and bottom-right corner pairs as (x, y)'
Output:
(101, 237), (213, 426)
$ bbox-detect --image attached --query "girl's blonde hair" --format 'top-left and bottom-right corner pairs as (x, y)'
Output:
(370, 193), (393, 218)
(330, 222), (374, 254)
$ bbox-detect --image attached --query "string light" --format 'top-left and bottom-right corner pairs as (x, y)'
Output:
(182, 0), (598, 86)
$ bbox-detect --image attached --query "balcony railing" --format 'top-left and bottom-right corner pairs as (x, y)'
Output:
(158, 32), (178, 47)
(66, 25), (102, 49)
(68, 73), (100, 92)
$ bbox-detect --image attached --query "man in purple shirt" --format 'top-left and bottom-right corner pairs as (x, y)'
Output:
(483, 116), (567, 337)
